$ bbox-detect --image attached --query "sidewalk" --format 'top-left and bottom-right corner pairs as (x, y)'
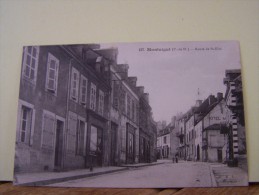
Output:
(14, 160), (167, 186)
(120, 159), (171, 168)
(210, 163), (248, 187)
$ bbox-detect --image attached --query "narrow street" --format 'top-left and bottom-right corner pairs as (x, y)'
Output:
(50, 161), (217, 188)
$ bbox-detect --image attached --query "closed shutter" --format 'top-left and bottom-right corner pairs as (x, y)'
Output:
(67, 112), (77, 153)
(42, 113), (55, 149)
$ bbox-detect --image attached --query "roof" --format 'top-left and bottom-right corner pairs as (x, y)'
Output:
(203, 123), (227, 131)
(194, 95), (224, 125)
(158, 128), (171, 136)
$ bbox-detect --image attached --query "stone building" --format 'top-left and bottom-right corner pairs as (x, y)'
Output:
(15, 44), (157, 174)
(15, 44), (112, 173)
(176, 115), (186, 160)
(199, 97), (229, 163)
(109, 62), (140, 165)
(157, 127), (171, 159)
(96, 47), (157, 165)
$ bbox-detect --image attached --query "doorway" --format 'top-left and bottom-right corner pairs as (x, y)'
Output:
(110, 123), (117, 165)
(197, 144), (200, 161)
(54, 120), (64, 169)
(217, 149), (223, 162)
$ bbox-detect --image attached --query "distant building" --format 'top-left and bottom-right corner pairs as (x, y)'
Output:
(176, 115), (186, 160)
(156, 121), (167, 133)
(157, 128), (171, 159)
(169, 117), (179, 159)
(175, 92), (231, 163)
(199, 97), (229, 163)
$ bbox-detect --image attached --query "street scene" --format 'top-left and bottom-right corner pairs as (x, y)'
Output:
(14, 41), (248, 187)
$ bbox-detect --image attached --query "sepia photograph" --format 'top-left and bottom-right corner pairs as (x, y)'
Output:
(13, 41), (248, 188)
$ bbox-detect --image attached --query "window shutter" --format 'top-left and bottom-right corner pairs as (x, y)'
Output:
(67, 112), (77, 153)
(46, 53), (59, 94)
(29, 108), (35, 146)
(70, 68), (79, 102)
(80, 76), (88, 104)
(42, 113), (55, 149)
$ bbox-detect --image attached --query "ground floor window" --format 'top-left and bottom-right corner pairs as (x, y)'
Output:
(17, 100), (35, 146)
(20, 106), (32, 143)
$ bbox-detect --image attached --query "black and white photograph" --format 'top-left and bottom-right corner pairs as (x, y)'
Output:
(13, 41), (248, 188)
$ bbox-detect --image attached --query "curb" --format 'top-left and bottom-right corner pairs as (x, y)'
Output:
(119, 161), (167, 168)
(16, 167), (129, 186)
(209, 165), (217, 187)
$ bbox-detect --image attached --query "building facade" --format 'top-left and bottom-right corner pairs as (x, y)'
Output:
(223, 69), (246, 167)
(15, 44), (157, 174)
(15, 45), (111, 173)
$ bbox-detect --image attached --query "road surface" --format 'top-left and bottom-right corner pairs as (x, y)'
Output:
(50, 161), (216, 188)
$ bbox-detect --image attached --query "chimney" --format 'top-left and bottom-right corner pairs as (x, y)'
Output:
(128, 77), (137, 87)
(137, 86), (144, 95)
(143, 93), (149, 104)
(195, 100), (202, 107)
(95, 56), (103, 73)
(171, 116), (176, 126)
(117, 64), (129, 79)
(217, 92), (223, 101)
(208, 95), (216, 105)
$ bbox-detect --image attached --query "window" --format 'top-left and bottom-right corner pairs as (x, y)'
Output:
(112, 81), (119, 110)
(46, 53), (59, 94)
(17, 100), (35, 146)
(98, 90), (104, 115)
(127, 94), (131, 118)
(164, 136), (167, 144)
(22, 46), (39, 83)
(90, 83), (96, 111)
(80, 75), (88, 105)
(131, 100), (135, 121)
(42, 111), (56, 149)
(20, 106), (32, 144)
(76, 118), (86, 156)
(70, 67), (80, 102)
(121, 89), (126, 114)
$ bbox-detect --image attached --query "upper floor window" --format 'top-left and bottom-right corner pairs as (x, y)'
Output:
(80, 75), (88, 105)
(22, 46), (40, 84)
(98, 90), (104, 115)
(127, 94), (131, 118)
(46, 53), (59, 95)
(131, 100), (135, 121)
(90, 83), (96, 111)
(121, 89), (126, 114)
(70, 67), (79, 102)
(112, 81), (119, 110)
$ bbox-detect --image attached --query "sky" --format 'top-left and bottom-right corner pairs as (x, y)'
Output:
(102, 41), (241, 124)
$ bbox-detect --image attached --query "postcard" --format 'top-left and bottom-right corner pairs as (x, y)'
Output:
(13, 41), (248, 188)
